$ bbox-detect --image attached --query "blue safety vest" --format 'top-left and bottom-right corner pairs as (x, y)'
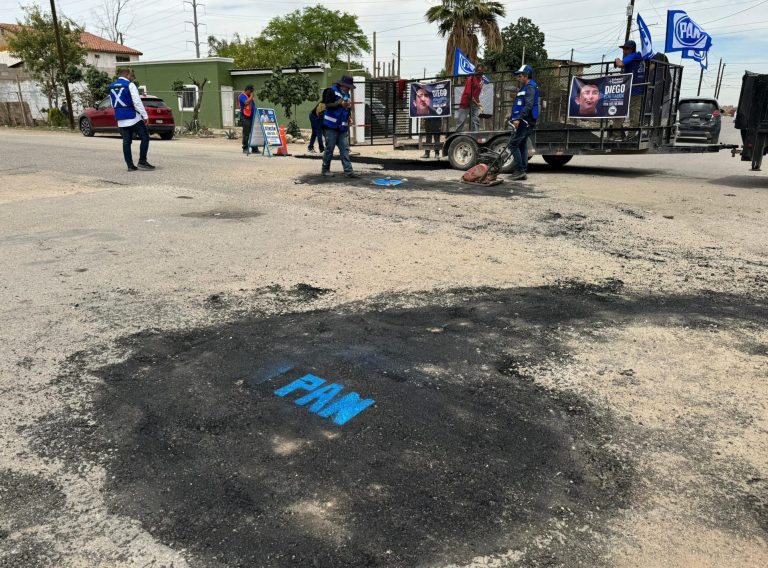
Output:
(322, 86), (350, 132)
(510, 79), (540, 124)
(109, 77), (137, 121)
(623, 53), (646, 96)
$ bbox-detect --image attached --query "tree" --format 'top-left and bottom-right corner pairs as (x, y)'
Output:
(260, 6), (370, 67)
(80, 66), (113, 107)
(7, 5), (86, 110)
(172, 74), (208, 132)
(94, 0), (133, 44)
(207, 33), (279, 68)
(483, 18), (548, 73)
(425, 0), (505, 76)
(258, 62), (318, 137)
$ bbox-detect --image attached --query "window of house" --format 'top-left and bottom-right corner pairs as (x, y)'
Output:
(178, 85), (198, 111)
(116, 55), (130, 63)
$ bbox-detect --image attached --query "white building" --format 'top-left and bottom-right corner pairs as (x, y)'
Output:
(0, 24), (142, 120)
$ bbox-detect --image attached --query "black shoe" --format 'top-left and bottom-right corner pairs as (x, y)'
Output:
(127, 164), (138, 171)
(243, 148), (248, 154)
(138, 161), (155, 170)
(509, 170), (527, 181)
(321, 170), (334, 177)
(422, 151), (430, 158)
(344, 171), (360, 178)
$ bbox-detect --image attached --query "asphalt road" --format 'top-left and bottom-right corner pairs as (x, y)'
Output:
(0, 122), (767, 567)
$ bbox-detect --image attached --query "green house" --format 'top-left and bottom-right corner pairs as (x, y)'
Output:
(131, 57), (348, 130)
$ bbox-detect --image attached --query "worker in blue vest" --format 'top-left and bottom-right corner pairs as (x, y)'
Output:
(506, 64), (539, 181)
(612, 39), (647, 139)
(109, 67), (154, 171)
(321, 75), (358, 178)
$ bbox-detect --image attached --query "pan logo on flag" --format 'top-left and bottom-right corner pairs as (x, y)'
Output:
(608, 106), (617, 116)
(674, 15), (704, 47)
(456, 51), (474, 75)
(666, 10), (712, 52)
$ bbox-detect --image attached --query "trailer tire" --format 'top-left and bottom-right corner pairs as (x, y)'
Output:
(447, 136), (479, 170)
(542, 155), (573, 167)
(490, 139), (516, 173)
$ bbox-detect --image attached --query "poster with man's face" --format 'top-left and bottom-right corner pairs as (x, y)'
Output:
(568, 74), (633, 119)
(409, 80), (451, 118)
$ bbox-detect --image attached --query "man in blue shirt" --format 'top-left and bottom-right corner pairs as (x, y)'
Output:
(321, 75), (358, 178)
(239, 85), (259, 154)
(109, 67), (154, 171)
(506, 64), (539, 181)
(612, 40), (646, 140)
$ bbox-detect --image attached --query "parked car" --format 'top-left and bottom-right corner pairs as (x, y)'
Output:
(676, 97), (722, 144)
(78, 95), (175, 139)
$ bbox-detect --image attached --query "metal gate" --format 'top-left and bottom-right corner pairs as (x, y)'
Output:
(358, 80), (399, 145)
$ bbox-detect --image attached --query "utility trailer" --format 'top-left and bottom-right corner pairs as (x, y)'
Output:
(425, 60), (734, 172)
(734, 71), (768, 171)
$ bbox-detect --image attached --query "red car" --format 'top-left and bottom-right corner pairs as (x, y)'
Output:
(78, 95), (175, 139)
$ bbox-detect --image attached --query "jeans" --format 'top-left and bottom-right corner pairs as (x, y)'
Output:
(308, 112), (325, 151)
(118, 120), (149, 167)
(507, 121), (530, 173)
(241, 116), (252, 150)
(322, 127), (352, 173)
(455, 104), (481, 132)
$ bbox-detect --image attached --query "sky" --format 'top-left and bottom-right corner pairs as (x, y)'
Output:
(1, 0), (767, 104)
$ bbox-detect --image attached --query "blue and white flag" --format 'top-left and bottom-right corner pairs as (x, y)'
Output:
(637, 13), (655, 59)
(682, 48), (708, 70)
(665, 10), (712, 53)
(453, 48), (491, 84)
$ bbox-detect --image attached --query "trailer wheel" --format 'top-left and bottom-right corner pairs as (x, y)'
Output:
(490, 139), (516, 173)
(542, 155), (573, 167)
(447, 137), (479, 170)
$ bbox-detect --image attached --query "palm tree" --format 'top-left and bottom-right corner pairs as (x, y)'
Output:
(425, 0), (506, 75)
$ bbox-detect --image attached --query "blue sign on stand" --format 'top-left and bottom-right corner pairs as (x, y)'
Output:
(274, 374), (375, 426)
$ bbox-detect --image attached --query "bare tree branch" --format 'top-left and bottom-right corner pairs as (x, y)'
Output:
(94, 0), (132, 43)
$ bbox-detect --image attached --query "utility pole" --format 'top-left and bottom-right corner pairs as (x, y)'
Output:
(372, 32), (377, 78)
(184, 0), (204, 58)
(570, 48), (574, 63)
(397, 41), (401, 78)
(49, 0), (74, 130)
(716, 63), (726, 99)
(625, 0), (636, 43)
(714, 58), (723, 98)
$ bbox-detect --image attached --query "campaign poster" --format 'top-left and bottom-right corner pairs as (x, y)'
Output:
(409, 80), (451, 118)
(256, 107), (283, 146)
(568, 74), (633, 119)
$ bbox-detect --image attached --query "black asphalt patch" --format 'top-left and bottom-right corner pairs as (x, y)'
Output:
(295, 173), (543, 199)
(32, 285), (768, 566)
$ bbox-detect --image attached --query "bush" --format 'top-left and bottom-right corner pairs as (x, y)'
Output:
(48, 107), (67, 127)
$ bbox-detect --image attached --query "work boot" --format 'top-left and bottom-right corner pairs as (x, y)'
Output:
(344, 171), (360, 178)
(509, 170), (527, 181)
(422, 150), (430, 158)
(321, 170), (334, 177)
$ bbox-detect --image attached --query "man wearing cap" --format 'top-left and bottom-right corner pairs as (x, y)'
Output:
(506, 64), (539, 182)
(239, 84), (259, 154)
(321, 75), (358, 178)
(109, 67), (154, 171)
(613, 40), (646, 139)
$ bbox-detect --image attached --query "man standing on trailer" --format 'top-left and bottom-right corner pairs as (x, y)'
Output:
(612, 40), (646, 139)
(456, 65), (485, 132)
(321, 75), (358, 178)
(506, 64), (539, 181)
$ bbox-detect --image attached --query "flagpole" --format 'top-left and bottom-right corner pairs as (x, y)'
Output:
(697, 67), (704, 96)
